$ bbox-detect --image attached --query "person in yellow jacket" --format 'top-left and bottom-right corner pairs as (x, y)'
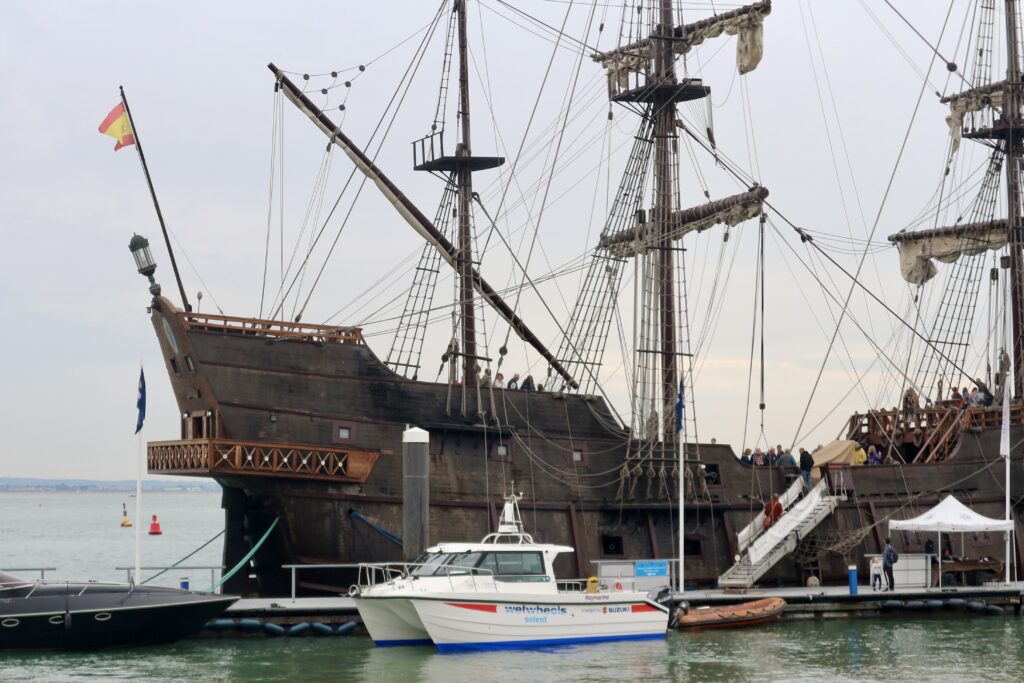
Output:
(854, 445), (868, 466)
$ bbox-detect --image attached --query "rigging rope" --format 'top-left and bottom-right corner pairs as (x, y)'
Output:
(792, 0), (956, 447)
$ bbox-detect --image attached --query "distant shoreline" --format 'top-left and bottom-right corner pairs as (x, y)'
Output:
(0, 478), (220, 493)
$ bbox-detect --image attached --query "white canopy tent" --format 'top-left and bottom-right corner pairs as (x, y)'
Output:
(890, 496), (1014, 587)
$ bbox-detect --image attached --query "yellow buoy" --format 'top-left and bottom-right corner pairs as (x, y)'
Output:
(121, 502), (133, 528)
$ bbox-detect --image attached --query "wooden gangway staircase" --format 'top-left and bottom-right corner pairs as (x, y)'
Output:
(718, 478), (847, 589)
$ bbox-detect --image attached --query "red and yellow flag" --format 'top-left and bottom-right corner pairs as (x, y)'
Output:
(98, 102), (135, 151)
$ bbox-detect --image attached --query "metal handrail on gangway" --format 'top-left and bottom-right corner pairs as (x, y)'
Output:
(735, 477), (808, 554)
(719, 478), (847, 589)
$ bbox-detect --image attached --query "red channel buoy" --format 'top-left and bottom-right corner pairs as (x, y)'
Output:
(148, 514), (163, 535)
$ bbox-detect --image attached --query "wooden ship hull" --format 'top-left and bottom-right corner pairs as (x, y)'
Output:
(145, 296), (1024, 597)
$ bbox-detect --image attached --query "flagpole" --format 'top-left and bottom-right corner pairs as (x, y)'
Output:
(135, 427), (142, 585)
(118, 86), (191, 312)
(678, 426), (685, 593)
(1003, 276), (1012, 585)
(677, 380), (685, 594)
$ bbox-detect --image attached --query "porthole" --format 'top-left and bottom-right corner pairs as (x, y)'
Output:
(48, 615), (64, 625)
(94, 612), (112, 622)
(1, 618), (19, 628)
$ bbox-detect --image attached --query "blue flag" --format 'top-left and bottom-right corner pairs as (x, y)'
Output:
(135, 367), (146, 434)
(675, 379), (685, 433)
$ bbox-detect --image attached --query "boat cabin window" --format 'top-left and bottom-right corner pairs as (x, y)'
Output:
(477, 551), (545, 578)
(447, 552), (484, 574)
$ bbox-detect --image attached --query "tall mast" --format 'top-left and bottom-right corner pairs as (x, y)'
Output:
(654, 0), (678, 442)
(455, 0), (478, 393)
(1004, 0), (1024, 397)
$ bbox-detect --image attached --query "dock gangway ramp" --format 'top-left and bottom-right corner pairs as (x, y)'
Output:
(718, 479), (846, 589)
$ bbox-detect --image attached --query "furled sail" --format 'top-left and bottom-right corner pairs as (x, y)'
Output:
(593, 0), (772, 84)
(889, 220), (1008, 285)
(598, 187), (767, 257)
(940, 80), (1005, 153)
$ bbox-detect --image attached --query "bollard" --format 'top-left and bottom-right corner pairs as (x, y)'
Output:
(848, 565), (858, 596)
(403, 426), (430, 561)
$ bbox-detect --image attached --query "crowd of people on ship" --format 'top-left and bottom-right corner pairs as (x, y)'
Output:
(738, 445), (814, 469)
(739, 442), (899, 470)
(947, 378), (995, 408)
(474, 368), (543, 392)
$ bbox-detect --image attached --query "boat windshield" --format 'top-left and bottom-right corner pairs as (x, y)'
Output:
(410, 553), (453, 576)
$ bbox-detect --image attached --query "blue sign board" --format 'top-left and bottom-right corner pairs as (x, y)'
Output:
(635, 560), (669, 577)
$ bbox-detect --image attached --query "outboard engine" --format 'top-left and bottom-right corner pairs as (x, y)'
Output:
(649, 585), (683, 629)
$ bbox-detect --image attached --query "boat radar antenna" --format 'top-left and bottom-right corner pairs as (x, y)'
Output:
(484, 486), (533, 543)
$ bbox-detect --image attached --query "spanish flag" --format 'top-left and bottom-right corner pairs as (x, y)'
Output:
(98, 102), (135, 151)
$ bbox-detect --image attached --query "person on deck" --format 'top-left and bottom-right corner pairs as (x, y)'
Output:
(961, 387), (971, 405)
(763, 493), (784, 530)
(753, 448), (766, 466)
(767, 448), (778, 466)
(870, 556), (883, 591)
(867, 446), (882, 466)
(854, 444), (868, 466)
(507, 373), (520, 390)
(799, 448), (814, 491)
(952, 388), (964, 407)
(882, 537), (898, 591)
(740, 448), (753, 466)
(521, 375), (536, 391)
(779, 449), (797, 468)
(493, 372), (505, 388)
(976, 377), (994, 406)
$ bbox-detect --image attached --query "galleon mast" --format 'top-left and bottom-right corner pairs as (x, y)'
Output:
(589, 0), (770, 450)
(890, 0), (1024, 399)
(411, 0), (506, 413)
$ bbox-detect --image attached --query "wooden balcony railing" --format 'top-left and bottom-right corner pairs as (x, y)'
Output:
(148, 438), (379, 483)
(178, 312), (364, 345)
(845, 400), (1024, 462)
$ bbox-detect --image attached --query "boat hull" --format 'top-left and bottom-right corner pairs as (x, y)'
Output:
(0, 580), (237, 651)
(146, 298), (1024, 594)
(409, 593), (668, 652)
(677, 597), (786, 630)
(353, 596), (431, 646)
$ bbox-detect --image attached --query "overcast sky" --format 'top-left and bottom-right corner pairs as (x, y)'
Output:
(0, 1), (998, 479)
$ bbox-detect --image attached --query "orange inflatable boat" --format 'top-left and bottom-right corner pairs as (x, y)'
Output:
(677, 597), (786, 630)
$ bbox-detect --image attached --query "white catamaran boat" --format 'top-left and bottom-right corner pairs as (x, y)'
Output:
(352, 493), (670, 652)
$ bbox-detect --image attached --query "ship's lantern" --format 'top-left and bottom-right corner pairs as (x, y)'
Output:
(129, 234), (161, 296)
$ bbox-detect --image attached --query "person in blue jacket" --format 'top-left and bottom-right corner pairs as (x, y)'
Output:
(882, 538), (898, 591)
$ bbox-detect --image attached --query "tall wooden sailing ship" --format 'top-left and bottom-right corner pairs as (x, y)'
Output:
(136, 0), (1024, 597)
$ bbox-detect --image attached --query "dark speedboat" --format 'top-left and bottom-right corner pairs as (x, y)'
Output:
(0, 572), (237, 650)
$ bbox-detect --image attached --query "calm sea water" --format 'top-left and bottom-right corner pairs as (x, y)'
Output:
(1, 492), (1023, 682)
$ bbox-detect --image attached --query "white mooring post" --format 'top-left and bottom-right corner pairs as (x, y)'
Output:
(403, 426), (430, 562)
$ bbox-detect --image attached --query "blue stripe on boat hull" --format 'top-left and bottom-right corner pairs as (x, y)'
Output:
(374, 638), (433, 647)
(435, 632), (665, 653)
